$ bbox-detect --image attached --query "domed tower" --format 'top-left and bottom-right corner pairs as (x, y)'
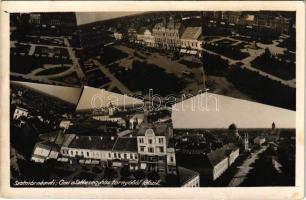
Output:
(228, 123), (242, 144)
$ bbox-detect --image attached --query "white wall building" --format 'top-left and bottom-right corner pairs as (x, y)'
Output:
(143, 29), (155, 47)
(13, 106), (29, 119)
(180, 27), (202, 56)
(31, 141), (60, 163)
(114, 32), (123, 40)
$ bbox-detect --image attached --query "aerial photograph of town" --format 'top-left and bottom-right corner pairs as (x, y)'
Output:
(10, 11), (296, 187)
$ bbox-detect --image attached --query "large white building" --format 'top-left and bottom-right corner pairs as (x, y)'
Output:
(143, 29), (155, 47)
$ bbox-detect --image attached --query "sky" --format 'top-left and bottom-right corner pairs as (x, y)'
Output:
(172, 93), (295, 129)
(75, 12), (143, 26)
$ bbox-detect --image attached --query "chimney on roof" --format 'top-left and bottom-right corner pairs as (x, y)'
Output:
(100, 136), (103, 140)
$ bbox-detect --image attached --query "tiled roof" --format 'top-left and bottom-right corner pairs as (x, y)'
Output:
(137, 123), (170, 136)
(112, 137), (138, 152)
(181, 27), (202, 40)
(68, 136), (116, 150)
(207, 143), (238, 166)
(207, 148), (228, 166)
(178, 166), (199, 185)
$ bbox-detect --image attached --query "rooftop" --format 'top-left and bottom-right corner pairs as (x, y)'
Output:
(181, 27), (202, 40)
(68, 135), (117, 150)
(137, 122), (172, 137)
(112, 136), (138, 152)
(178, 166), (199, 186)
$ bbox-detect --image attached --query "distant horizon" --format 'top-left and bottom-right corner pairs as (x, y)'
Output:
(173, 127), (295, 130)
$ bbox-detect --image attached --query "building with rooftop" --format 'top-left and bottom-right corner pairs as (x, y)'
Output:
(180, 26), (202, 56)
(178, 166), (200, 187)
(136, 121), (176, 177)
(31, 140), (60, 163)
(152, 17), (185, 50)
(176, 143), (239, 181)
(13, 106), (29, 120)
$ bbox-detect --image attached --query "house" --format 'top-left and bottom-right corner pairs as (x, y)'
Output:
(13, 106), (28, 119)
(31, 141), (60, 163)
(143, 29), (155, 47)
(178, 166), (200, 187)
(59, 120), (71, 130)
(127, 27), (137, 42)
(180, 26), (202, 56)
(135, 27), (146, 45)
(111, 136), (139, 170)
(176, 143), (239, 181)
(64, 135), (117, 166)
(114, 32), (123, 40)
(152, 17), (184, 50)
(136, 122), (175, 176)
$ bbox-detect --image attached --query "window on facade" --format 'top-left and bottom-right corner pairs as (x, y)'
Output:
(130, 154), (133, 159)
(148, 139), (153, 144)
(108, 153), (111, 158)
(159, 147), (164, 153)
(114, 153), (117, 158)
(170, 156), (174, 162)
(124, 154), (127, 159)
(70, 151), (73, 155)
(135, 154), (138, 159)
(158, 138), (164, 144)
(139, 138), (144, 143)
(140, 146), (145, 152)
(148, 147), (154, 153)
(87, 152), (89, 156)
(118, 153), (121, 158)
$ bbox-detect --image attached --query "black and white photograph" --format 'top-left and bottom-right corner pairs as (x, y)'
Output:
(0, 1), (304, 199)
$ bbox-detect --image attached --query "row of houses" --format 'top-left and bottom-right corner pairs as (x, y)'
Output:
(204, 11), (292, 34)
(177, 143), (239, 181)
(31, 121), (176, 175)
(114, 17), (203, 57)
(31, 120), (200, 186)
